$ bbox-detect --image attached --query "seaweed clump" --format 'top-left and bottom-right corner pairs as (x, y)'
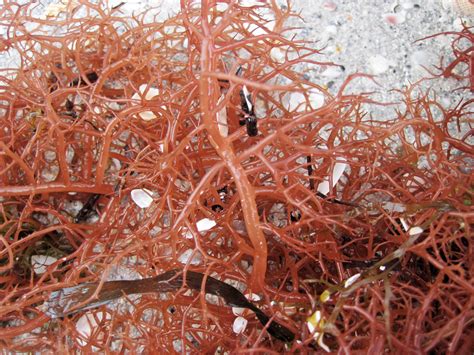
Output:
(0, 1), (472, 353)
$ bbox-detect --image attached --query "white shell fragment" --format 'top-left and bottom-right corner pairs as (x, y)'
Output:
(232, 306), (246, 316)
(196, 218), (217, 233)
(242, 85), (253, 112)
(233, 316), (248, 334)
(31, 255), (58, 275)
(344, 273), (361, 288)
(132, 84), (161, 121)
(232, 293), (260, 316)
(131, 188), (154, 208)
(245, 292), (261, 302)
(399, 218), (410, 232)
(408, 226), (424, 237)
(317, 159), (348, 195)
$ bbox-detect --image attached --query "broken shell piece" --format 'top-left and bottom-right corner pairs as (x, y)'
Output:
(131, 188), (154, 208)
(232, 307), (246, 316)
(137, 111), (157, 121)
(132, 85), (161, 121)
(180, 227), (194, 240)
(245, 292), (261, 302)
(233, 316), (248, 334)
(232, 293), (261, 316)
(132, 85), (160, 101)
(317, 159), (348, 195)
(408, 226), (424, 236)
(344, 273), (361, 288)
(399, 218), (410, 232)
(31, 255), (58, 275)
(286, 90), (325, 112)
(196, 218), (217, 233)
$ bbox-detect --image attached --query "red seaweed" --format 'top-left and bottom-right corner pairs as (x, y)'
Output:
(0, 1), (472, 353)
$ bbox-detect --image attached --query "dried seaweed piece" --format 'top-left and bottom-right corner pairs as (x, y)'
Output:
(44, 269), (295, 343)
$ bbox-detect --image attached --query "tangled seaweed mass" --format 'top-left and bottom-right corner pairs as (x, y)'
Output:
(0, 0), (473, 353)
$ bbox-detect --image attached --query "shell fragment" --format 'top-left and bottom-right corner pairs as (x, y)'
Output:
(131, 189), (154, 208)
